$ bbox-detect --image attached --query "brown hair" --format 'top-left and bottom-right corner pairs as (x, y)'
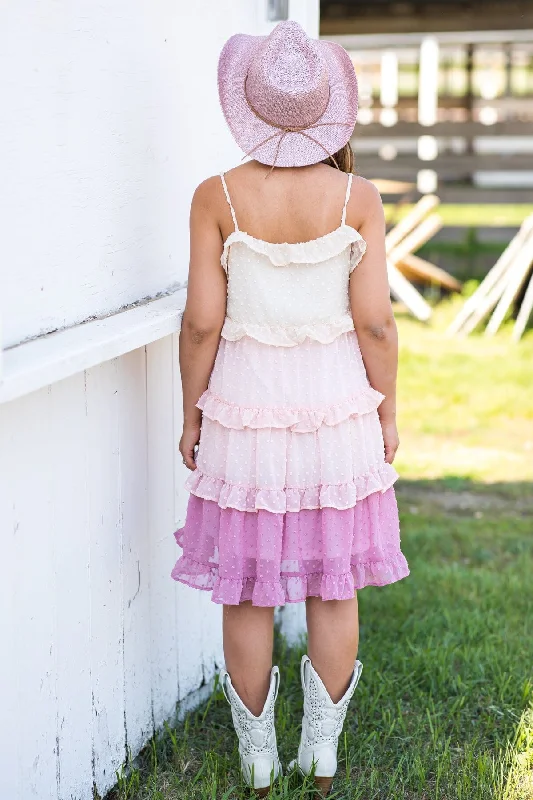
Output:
(322, 141), (355, 174)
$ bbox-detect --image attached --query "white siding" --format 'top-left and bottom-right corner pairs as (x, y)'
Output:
(0, 0), (319, 349)
(0, 2), (318, 798)
(0, 338), (225, 800)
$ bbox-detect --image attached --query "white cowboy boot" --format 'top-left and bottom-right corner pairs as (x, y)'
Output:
(289, 655), (363, 794)
(220, 665), (282, 796)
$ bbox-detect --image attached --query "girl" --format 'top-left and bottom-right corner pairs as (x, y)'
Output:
(172, 20), (409, 796)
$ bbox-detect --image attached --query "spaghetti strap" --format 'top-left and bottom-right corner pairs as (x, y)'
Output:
(220, 172), (239, 232)
(341, 172), (354, 226)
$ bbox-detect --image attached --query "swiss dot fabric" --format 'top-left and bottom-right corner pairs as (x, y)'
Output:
(171, 173), (409, 605)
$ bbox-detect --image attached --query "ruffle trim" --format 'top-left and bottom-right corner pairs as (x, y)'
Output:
(221, 313), (355, 346)
(171, 554), (410, 606)
(196, 386), (385, 432)
(221, 225), (366, 270)
(184, 463), (399, 513)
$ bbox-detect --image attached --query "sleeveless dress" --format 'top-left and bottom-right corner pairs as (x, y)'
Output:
(171, 172), (409, 606)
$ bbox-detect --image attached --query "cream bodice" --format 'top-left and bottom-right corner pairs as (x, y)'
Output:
(219, 172), (367, 347)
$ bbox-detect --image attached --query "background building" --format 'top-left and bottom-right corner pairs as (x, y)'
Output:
(321, 0), (533, 197)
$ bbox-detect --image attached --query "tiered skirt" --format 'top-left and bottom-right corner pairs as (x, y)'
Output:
(171, 330), (409, 606)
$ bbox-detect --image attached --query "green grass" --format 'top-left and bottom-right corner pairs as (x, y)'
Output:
(383, 205), (533, 228)
(106, 304), (533, 800)
(395, 296), (533, 484)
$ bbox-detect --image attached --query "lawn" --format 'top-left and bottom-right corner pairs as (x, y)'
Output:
(108, 298), (533, 800)
(383, 205), (533, 228)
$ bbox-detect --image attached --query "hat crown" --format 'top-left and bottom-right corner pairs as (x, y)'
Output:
(245, 21), (329, 129)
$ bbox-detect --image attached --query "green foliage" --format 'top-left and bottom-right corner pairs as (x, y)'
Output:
(461, 279), (481, 299)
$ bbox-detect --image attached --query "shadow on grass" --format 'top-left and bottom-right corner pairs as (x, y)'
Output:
(395, 475), (533, 511)
(107, 477), (533, 800)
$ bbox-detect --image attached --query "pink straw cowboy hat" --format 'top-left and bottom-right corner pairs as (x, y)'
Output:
(218, 20), (358, 169)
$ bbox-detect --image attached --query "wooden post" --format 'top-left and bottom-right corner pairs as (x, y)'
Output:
(418, 37), (439, 127)
(504, 42), (513, 98)
(465, 43), (475, 157)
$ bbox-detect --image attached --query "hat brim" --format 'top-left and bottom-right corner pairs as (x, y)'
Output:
(217, 33), (358, 168)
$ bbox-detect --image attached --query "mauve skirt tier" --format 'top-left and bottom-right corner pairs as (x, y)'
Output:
(172, 490), (409, 606)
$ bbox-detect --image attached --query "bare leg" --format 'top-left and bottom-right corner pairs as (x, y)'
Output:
(306, 595), (359, 703)
(223, 602), (275, 716)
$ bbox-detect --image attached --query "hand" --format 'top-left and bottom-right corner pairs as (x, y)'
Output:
(380, 418), (399, 464)
(179, 421), (201, 470)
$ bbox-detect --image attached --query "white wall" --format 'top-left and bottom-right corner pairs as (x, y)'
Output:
(0, 0), (318, 349)
(0, 2), (317, 798)
(0, 335), (226, 800)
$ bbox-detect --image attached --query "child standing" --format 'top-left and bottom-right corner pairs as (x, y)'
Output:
(172, 20), (409, 795)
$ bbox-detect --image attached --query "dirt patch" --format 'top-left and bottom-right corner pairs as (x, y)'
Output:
(395, 483), (533, 517)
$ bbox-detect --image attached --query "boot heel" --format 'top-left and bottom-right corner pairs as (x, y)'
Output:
(314, 775), (333, 795)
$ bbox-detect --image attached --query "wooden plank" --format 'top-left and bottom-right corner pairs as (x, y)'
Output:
(85, 359), (126, 796)
(458, 269), (512, 336)
(459, 221), (533, 335)
(48, 373), (94, 800)
(172, 332), (186, 533)
(355, 121), (533, 139)
(447, 215), (533, 335)
(1, 388), (58, 798)
(0, 401), (21, 798)
(387, 261), (432, 322)
(199, 590), (225, 687)
(170, 333), (223, 698)
(512, 271), (533, 342)
(386, 212), (441, 320)
(397, 253), (462, 292)
(325, 27), (533, 46)
(0, 291), (186, 406)
(118, 349), (153, 759)
(387, 213), (443, 265)
(379, 153), (533, 171)
(385, 196), (439, 254)
(146, 337), (180, 726)
(485, 245), (533, 335)
(356, 154), (533, 181)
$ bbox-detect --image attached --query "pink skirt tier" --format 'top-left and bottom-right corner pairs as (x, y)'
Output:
(171, 330), (409, 605)
(172, 491), (408, 606)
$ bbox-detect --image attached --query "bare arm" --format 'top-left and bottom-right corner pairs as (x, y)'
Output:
(179, 178), (227, 469)
(349, 182), (399, 464)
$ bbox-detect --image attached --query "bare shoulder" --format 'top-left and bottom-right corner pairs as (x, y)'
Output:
(344, 175), (384, 230)
(352, 176), (383, 213)
(191, 174), (225, 210)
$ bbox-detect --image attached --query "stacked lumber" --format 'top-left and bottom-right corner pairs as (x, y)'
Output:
(447, 214), (533, 341)
(396, 254), (462, 293)
(385, 196), (461, 321)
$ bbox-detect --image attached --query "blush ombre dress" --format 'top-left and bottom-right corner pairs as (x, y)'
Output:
(171, 172), (409, 606)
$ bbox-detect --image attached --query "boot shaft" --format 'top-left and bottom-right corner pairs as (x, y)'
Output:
(295, 655), (363, 781)
(300, 656), (363, 746)
(220, 665), (282, 790)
